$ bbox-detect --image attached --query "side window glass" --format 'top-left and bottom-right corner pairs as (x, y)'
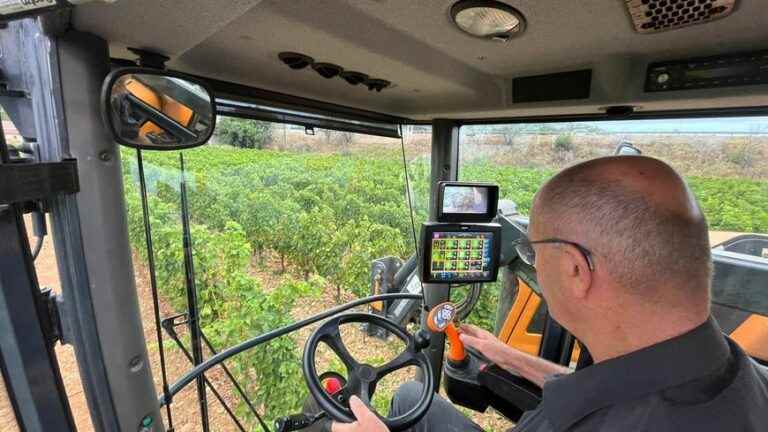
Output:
(459, 117), (768, 365)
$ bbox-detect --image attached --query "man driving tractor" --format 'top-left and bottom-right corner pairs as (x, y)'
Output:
(334, 156), (768, 431)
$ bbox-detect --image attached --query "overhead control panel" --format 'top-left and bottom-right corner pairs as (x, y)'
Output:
(646, 49), (768, 92)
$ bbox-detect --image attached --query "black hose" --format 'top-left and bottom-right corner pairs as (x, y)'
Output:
(31, 235), (44, 260)
(178, 152), (210, 432)
(137, 149), (175, 430)
(392, 255), (417, 289)
(0, 111), (10, 164)
(30, 209), (47, 260)
(454, 283), (482, 322)
(398, 124), (426, 300)
(161, 293), (424, 406)
(398, 125), (422, 269)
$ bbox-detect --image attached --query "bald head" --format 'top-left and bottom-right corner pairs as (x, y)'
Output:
(531, 156), (711, 300)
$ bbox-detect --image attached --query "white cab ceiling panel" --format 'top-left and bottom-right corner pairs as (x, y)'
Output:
(74, 0), (768, 120)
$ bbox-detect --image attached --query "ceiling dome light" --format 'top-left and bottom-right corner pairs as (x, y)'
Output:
(450, 0), (526, 41)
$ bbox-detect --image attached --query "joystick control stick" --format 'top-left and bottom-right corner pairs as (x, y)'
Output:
(426, 302), (468, 367)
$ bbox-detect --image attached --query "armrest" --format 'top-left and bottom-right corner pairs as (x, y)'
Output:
(478, 363), (542, 412)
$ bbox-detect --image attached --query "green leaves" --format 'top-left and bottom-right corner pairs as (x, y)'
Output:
(216, 117), (273, 149)
(688, 176), (768, 232)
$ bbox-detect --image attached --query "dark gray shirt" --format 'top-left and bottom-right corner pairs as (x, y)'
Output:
(514, 317), (768, 431)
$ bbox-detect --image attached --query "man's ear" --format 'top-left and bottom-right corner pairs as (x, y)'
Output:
(560, 244), (593, 299)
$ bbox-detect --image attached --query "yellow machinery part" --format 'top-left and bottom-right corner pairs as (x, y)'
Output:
(124, 78), (194, 139)
(499, 279), (580, 363)
(499, 279), (768, 364)
(160, 94), (194, 127)
(730, 314), (768, 361)
(499, 280), (542, 356)
(498, 280), (531, 343)
(371, 276), (383, 312)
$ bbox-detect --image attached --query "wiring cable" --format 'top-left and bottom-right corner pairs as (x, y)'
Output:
(28, 141), (47, 262)
(31, 234), (44, 260)
(399, 124), (426, 298)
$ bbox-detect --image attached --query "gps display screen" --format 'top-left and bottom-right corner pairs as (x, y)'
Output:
(429, 231), (495, 282)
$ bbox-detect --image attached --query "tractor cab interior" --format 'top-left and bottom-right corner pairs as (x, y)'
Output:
(1, 1), (768, 432)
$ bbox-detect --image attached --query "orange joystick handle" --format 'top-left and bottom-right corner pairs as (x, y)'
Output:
(444, 323), (466, 363)
(426, 302), (467, 366)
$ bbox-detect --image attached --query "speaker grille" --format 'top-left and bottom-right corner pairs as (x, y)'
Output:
(625, 0), (737, 34)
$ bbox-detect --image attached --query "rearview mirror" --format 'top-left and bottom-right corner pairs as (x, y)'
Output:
(101, 68), (216, 150)
(614, 141), (642, 156)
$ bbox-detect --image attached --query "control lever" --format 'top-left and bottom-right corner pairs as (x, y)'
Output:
(414, 329), (431, 351)
(426, 302), (467, 367)
(274, 412), (326, 432)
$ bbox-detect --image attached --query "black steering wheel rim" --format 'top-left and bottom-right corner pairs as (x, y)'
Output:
(303, 313), (434, 431)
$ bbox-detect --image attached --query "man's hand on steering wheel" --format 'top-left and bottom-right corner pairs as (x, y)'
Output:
(331, 396), (388, 432)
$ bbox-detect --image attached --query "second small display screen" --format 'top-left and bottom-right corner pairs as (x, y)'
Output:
(442, 185), (490, 215)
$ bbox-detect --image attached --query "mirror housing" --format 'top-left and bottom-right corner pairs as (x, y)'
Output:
(101, 68), (216, 150)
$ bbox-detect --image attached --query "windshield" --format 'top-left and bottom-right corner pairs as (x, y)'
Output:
(120, 119), (434, 429)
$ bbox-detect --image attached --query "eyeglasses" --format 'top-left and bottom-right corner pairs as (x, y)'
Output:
(513, 238), (595, 271)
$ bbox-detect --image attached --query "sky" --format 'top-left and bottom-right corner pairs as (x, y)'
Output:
(577, 116), (768, 134)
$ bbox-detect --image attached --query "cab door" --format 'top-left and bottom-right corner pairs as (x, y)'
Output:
(497, 279), (543, 356)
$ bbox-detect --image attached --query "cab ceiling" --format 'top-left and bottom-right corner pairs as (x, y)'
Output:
(73, 0), (768, 121)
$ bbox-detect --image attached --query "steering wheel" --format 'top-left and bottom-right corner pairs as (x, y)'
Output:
(303, 313), (435, 431)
